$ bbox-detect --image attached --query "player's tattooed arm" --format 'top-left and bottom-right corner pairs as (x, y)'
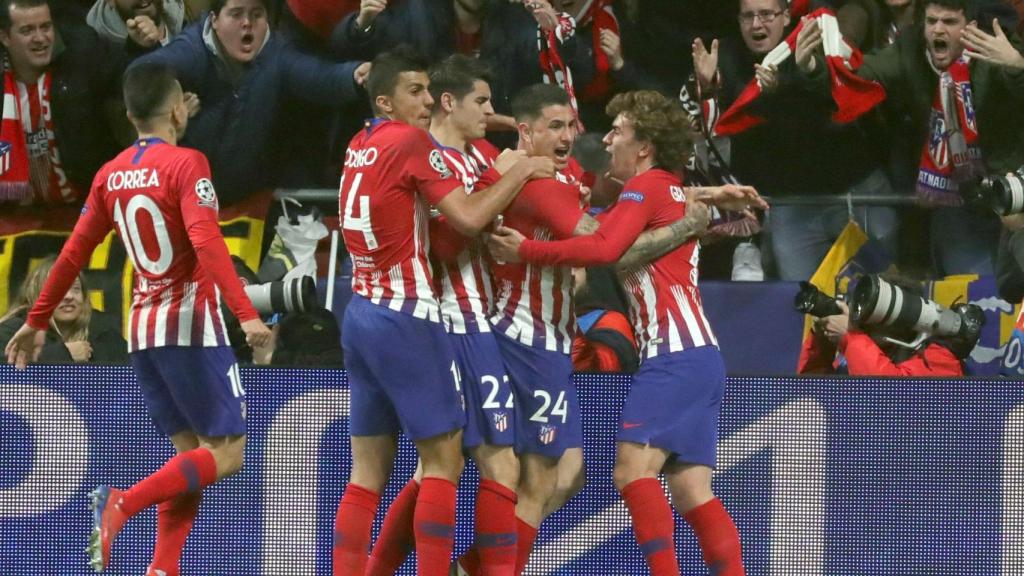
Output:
(572, 214), (600, 236)
(615, 196), (710, 275)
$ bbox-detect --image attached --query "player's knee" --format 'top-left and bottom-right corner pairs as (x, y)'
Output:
(612, 463), (643, 492)
(477, 448), (519, 489)
(562, 463), (586, 499)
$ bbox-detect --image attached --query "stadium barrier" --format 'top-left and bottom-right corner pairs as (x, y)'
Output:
(2, 366), (1020, 575)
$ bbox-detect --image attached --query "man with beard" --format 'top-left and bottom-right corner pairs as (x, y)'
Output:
(86, 0), (186, 52)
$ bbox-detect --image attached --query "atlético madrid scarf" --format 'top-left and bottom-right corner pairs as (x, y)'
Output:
(715, 8), (885, 137)
(0, 67), (31, 202)
(916, 55), (983, 207)
(537, 9), (584, 131)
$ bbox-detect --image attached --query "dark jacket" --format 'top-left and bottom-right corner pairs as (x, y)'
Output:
(46, 18), (125, 194)
(854, 24), (1024, 178)
(0, 309), (129, 365)
(715, 36), (878, 197)
(133, 18), (362, 205)
(997, 227), (1024, 303)
(330, 0), (458, 63)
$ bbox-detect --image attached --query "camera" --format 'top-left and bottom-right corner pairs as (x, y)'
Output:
(849, 275), (984, 351)
(974, 166), (1024, 216)
(244, 275), (318, 315)
(794, 281), (844, 318)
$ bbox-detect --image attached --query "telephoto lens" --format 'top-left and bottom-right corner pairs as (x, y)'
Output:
(849, 275), (965, 348)
(243, 275), (318, 315)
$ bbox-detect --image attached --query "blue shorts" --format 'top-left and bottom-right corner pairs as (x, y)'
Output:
(453, 332), (515, 449)
(494, 330), (582, 458)
(343, 295), (465, 441)
(619, 345), (726, 468)
(130, 345), (245, 438)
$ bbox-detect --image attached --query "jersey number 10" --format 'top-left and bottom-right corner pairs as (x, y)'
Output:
(112, 196), (173, 276)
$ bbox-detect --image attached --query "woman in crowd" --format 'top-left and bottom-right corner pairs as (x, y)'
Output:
(0, 258), (128, 364)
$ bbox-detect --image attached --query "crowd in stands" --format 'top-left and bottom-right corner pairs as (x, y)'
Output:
(0, 0), (1022, 371)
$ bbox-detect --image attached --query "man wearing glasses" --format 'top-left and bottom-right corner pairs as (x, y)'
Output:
(687, 0), (897, 281)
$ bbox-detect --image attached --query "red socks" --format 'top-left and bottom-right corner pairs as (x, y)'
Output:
(333, 483), (380, 576)
(148, 492), (202, 576)
(366, 479), (420, 576)
(414, 478), (457, 576)
(120, 448), (217, 518)
(514, 517), (538, 576)
(621, 478), (680, 576)
(683, 498), (745, 576)
(475, 480), (517, 575)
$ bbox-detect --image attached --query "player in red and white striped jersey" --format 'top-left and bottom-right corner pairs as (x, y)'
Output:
(332, 48), (555, 576)
(5, 63), (271, 576)
(363, 54), (524, 576)
(487, 90), (766, 576)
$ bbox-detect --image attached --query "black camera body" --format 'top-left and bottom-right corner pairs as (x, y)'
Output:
(965, 166), (1024, 216)
(794, 281), (844, 318)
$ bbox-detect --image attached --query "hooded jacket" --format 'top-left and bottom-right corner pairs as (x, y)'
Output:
(132, 16), (362, 205)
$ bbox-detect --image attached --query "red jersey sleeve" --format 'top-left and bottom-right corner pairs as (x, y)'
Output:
(176, 152), (260, 323)
(404, 132), (463, 205)
(518, 189), (654, 267)
(839, 332), (964, 376)
(26, 186), (113, 330)
(517, 180), (585, 240)
(429, 214), (469, 262)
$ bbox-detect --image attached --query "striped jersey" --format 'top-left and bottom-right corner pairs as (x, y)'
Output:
(428, 138), (499, 334)
(339, 120), (462, 321)
(482, 170), (586, 354)
(517, 168), (717, 360)
(28, 138), (259, 351)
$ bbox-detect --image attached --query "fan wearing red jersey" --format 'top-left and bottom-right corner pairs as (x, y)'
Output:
(332, 47), (554, 576)
(4, 63), (271, 576)
(487, 91), (766, 576)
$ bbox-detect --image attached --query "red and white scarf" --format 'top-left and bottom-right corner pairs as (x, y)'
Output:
(0, 68), (31, 202)
(916, 55), (983, 207)
(0, 65), (76, 204)
(576, 0), (619, 101)
(714, 8), (886, 137)
(537, 9), (584, 131)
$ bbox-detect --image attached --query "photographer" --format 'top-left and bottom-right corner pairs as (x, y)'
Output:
(797, 276), (979, 376)
(997, 211), (1024, 376)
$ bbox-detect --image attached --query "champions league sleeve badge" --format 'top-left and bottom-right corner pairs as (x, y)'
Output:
(429, 149), (453, 179)
(195, 178), (219, 209)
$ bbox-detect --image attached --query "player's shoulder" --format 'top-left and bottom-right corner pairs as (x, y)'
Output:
(468, 138), (500, 162)
(620, 169), (682, 203)
(524, 176), (576, 195)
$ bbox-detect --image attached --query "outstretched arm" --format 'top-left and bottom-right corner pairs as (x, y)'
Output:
(616, 196), (710, 274)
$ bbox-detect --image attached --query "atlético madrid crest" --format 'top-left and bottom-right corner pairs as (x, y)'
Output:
(539, 425), (557, 445)
(493, 412), (508, 433)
